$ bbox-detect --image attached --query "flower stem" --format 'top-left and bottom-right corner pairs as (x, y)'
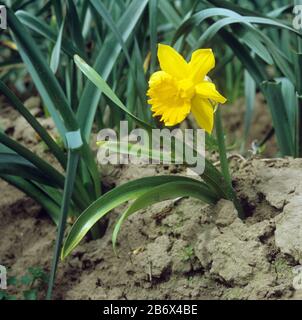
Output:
(215, 108), (231, 186)
(215, 107), (244, 219)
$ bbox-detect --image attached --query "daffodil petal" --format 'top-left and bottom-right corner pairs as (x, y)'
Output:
(195, 81), (227, 104)
(158, 44), (189, 79)
(189, 49), (215, 84)
(191, 96), (214, 133)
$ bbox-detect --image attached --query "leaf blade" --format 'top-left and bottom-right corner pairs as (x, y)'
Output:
(62, 175), (210, 258)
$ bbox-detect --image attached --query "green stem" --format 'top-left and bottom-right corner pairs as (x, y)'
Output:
(215, 108), (232, 187)
(215, 107), (244, 219)
(46, 149), (79, 300)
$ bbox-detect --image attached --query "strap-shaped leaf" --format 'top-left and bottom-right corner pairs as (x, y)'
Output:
(61, 175), (215, 258)
(0, 174), (60, 224)
(0, 80), (66, 167)
(0, 153), (56, 187)
(8, 8), (79, 138)
(112, 180), (219, 249)
(149, 0), (158, 73)
(175, 7), (298, 42)
(76, 0), (149, 139)
(90, 0), (147, 111)
(261, 81), (294, 156)
(16, 10), (78, 57)
(47, 149), (80, 300)
(9, 8), (100, 202)
(242, 70), (256, 150)
(74, 55), (152, 131)
(66, 0), (86, 57)
(0, 131), (65, 187)
(0, 132), (89, 211)
(50, 18), (65, 74)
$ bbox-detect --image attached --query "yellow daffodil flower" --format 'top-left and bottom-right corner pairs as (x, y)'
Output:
(147, 44), (227, 133)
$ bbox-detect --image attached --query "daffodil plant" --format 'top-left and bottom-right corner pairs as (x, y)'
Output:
(147, 44), (234, 196)
(61, 44), (243, 260)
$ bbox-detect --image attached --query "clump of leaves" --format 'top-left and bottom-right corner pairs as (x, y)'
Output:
(182, 245), (195, 262)
(0, 267), (48, 300)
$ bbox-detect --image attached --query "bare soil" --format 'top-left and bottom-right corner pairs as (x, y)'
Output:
(1, 157), (302, 300)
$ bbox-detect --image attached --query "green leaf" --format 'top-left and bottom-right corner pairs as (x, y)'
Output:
(241, 31), (273, 65)
(8, 8), (100, 208)
(97, 140), (178, 163)
(267, 5), (292, 18)
(98, 127), (229, 203)
(16, 10), (78, 57)
(90, 0), (131, 64)
(0, 174), (60, 224)
(8, 8), (79, 139)
(158, 0), (196, 47)
(76, 0), (149, 140)
(214, 28), (268, 85)
(0, 132), (88, 212)
(242, 70), (256, 150)
(206, 0), (266, 17)
(47, 150), (80, 300)
(174, 7), (297, 84)
(90, 0), (148, 115)
(292, 52), (302, 156)
(74, 55), (152, 131)
(12, 0), (37, 11)
(149, 0), (158, 73)
(0, 153), (57, 186)
(261, 81), (294, 156)
(112, 180), (219, 249)
(66, 0), (86, 57)
(0, 132), (65, 188)
(187, 14), (295, 83)
(278, 78), (297, 139)
(62, 175), (212, 259)
(0, 79), (66, 167)
(50, 19), (65, 74)
(51, 0), (63, 25)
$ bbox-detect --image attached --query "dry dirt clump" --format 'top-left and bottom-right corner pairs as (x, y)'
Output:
(2, 157), (302, 300)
